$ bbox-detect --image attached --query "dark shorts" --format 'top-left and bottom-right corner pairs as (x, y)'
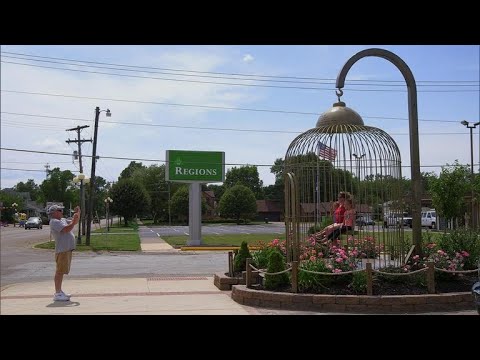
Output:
(55, 251), (73, 274)
(328, 226), (353, 240)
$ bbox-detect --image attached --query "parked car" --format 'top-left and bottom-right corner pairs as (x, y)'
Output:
(356, 216), (375, 227)
(403, 216), (413, 227)
(25, 217), (43, 230)
(421, 210), (436, 229)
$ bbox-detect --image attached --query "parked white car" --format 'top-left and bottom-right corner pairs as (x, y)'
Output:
(421, 210), (436, 229)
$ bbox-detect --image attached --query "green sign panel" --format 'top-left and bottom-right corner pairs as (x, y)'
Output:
(166, 150), (225, 182)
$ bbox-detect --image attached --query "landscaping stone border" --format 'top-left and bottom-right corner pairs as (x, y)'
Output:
(230, 285), (475, 313)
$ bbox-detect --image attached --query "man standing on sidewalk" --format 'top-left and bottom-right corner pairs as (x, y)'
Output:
(48, 204), (80, 301)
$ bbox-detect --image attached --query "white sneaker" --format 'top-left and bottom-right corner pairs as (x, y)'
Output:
(53, 292), (70, 301)
(60, 290), (71, 298)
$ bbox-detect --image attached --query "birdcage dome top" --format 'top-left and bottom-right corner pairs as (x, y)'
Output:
(316, 101), (364, 127)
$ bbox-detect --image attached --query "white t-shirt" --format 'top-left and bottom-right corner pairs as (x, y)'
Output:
(49, 218), (76, 253)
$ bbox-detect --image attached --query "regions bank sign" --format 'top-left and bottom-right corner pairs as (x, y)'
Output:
(166, 150), (225, 183)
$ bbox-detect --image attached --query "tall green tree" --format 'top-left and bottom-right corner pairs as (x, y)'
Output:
(14, 179), (40, 201)
(169, 185), (207, 224)
(119, 161), (146, 181)
(38, 168), (76, 205)
(266, 157), (285, 211)
(224, 165), (264, 199)
(429, 161), (470, 229)
(109, 179), (150, 226)
(270, 158), (285, 184)
(130, 164), (170, 224)
(218, 184), (257, 224)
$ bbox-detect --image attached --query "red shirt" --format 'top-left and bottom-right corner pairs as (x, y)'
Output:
(334, 205), (346, 224)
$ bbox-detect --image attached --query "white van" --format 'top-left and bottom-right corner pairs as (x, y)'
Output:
(421, 210), (436, 229)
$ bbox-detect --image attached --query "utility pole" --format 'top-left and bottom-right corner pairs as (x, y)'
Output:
(66, 125), (91, 244)
(85, 107), (100, 246)
(44, 163), (50, 178)
(86, 107), (110, 246)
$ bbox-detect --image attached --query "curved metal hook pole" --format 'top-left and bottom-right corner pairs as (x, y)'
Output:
(335, 48), (422, 255)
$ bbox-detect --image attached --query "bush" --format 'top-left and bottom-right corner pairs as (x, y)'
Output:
(264, 248), (290, 291)
(234, 241), (252, 273)
(436, 229), (480, 270)
(251, 239), (286, 269)
(298, 258), (333, 292)
(350, 271), (367, 294)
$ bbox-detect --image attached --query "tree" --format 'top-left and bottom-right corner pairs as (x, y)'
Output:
(130, 164), (170, 224)
(206, 184), (225, 203)
(38, 168), (76, 205)
(170, 186), (189, 224)
(224, 165), (264, 199)
(429, 161), (470, 229)
(0, 191), (24, 223)
(169, 185), (207, 224)
(14, 179), (40, 201)
(218, 184), (257, 224)
(109, 179), (150, 226)
(270, 158), (285, 184)
(285, 152), (356, 202)
(118, 161), (146, 181)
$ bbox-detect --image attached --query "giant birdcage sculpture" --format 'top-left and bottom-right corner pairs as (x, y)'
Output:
(284, 99), (409, 269)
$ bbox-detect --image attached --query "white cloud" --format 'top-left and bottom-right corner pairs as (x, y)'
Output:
(243, 54), (254, 63)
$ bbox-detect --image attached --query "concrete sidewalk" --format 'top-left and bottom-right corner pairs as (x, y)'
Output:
(0, 223), (261, 315)
(0, 276), (262, 315)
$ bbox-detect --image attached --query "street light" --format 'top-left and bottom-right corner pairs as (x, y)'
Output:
(460, 120), (480, 229)
(352, 153), (366, 179)
(104, 197), (113, 232)
(11, 203), (18, 227)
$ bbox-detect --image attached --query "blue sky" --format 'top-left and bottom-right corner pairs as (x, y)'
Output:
(1, 45), (479, 190)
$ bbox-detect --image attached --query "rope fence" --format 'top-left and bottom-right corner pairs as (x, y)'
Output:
(237, 252), (480, 295)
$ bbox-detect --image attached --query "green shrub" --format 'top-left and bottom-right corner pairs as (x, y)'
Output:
(252, 246), (275, 269)
(298, 259), (333, 292)
(436, 229), (480, 269)
(350, 271), (367, 294)
(234, 241), (252, 273)
(264, 248), (290, 291)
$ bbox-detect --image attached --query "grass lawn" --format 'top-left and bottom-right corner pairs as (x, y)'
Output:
(162, 233), (286, 247)
(35, 233), (141, 251)
(92, 226), (136, 233)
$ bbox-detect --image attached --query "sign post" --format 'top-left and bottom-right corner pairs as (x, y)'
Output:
(166, 150), (225, 245)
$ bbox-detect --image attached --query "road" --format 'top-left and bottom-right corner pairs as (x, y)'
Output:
(0, 224), (229, 287)
(150, 223), (286, 236)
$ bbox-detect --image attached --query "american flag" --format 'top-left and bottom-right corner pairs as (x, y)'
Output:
(317, 141), (337, 161)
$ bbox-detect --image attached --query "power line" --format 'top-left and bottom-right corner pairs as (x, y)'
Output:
(2, 60), (477, 93)
(1, 146), (477, 169)
(2, 53), (478, 88)
(3, 50), (478, 84)
(2, 117), (474, 136)
(0, 98), (467, 124)
(1, 167), (79, 172)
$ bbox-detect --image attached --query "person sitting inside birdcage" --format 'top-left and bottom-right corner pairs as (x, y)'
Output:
(317, 198), (356, 246)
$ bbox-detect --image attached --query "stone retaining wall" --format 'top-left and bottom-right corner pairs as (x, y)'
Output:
(231, 285), (474, 313)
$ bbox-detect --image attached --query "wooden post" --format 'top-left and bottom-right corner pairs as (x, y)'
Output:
(366, 262), (373, 296)
(228, 251), (234, 277)
(291, 261), (298, 293)
(427, 261), (435, 294)
(246, 258), (252, 288)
